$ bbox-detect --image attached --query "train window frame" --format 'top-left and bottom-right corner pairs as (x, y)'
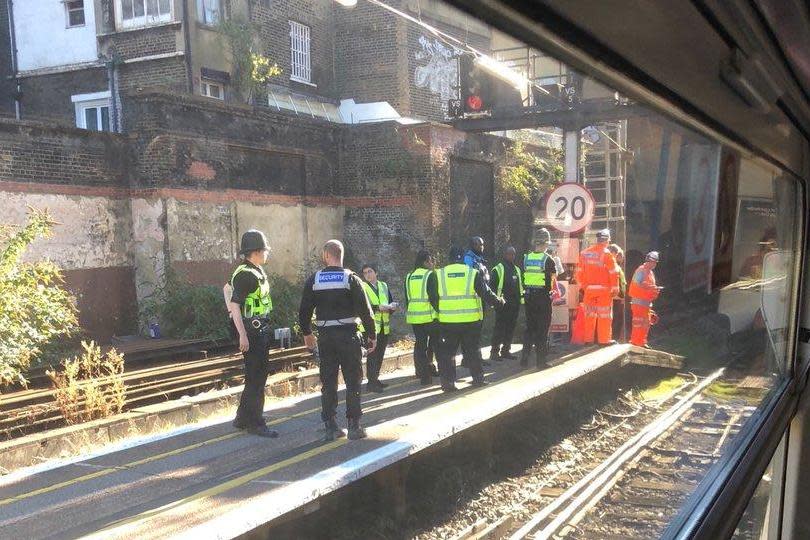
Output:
(438, 1), (809, 538)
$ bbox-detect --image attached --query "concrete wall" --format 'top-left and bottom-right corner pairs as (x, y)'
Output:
(13, 0), (99, 72)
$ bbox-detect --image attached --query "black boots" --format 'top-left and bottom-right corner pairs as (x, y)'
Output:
(348, 418), (367, 440)
(366, 380), (385, 393)
(324, 418), (347, 442)
(520, 347), (530, 368)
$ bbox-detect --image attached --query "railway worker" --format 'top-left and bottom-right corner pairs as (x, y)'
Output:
(607, 244), (627, 341)
(489, 246), (524, 361)
(428, 246), (504, 392)
(629, 251), (662, 348)
(360, 264), (398, 393)
(575, 229), (620, 346)
(405, 250), (440, 385)
(298, 240), (377, 441)
(520, 228), (558, 369)
(227, 229), (278, 438)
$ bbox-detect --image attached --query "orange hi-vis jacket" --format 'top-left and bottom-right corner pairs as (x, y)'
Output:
(629, 264), (659, 307)
(575, 244), (619, 293)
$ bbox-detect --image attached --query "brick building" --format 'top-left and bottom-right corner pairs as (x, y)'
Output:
(1, 0), (492, 128)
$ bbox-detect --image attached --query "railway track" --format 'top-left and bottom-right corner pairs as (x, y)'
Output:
(0, 346), (312, 440)
(453, 368), (759, 540)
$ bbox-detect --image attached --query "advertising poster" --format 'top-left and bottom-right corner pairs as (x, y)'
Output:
(550, 280), (571, 333)
(683, 144), (721, 292)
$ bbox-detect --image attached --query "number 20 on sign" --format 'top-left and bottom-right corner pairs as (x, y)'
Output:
(544, 183), (595, 234)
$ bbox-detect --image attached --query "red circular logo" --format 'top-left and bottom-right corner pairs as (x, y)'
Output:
(466, 95), (483, 111)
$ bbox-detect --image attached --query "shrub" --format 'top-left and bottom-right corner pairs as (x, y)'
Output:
(140, 269), (232, 341)
(48, 341), (126, 424)
(0, 208), (78, 388)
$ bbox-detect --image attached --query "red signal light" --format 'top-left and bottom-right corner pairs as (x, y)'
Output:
(466, 95), (483, 111)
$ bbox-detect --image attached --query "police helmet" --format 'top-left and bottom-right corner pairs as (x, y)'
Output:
(240, 229), (270, 255)
(646, 251), (660, 262)
(596, 229), (611, 242)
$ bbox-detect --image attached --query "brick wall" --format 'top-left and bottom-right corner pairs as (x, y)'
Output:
(251, 0), (337, 98)
(17, 67), (109, 127)
(122, 90), (340, 193)
(103, 23), (181, 61)
(118, 56), (189, 95)
(0, 119), (131, 186)
(334, 0), (408, 112)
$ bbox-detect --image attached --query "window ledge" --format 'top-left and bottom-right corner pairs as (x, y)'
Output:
(290, 76), (317, 88)
(99, 20), (181, 37)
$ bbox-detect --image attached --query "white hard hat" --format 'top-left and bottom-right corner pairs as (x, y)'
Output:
(646, 251), (660, 262)
(596, 229), (611, 241)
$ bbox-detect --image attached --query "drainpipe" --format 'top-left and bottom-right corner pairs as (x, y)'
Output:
(106, 54), (122, 132)
(6, 0), (20, 119)
(181, 0), (193, 93)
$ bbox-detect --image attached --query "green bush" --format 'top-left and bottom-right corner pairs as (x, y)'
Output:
(141, 269), (232, 341)
(0, 208), (78, 387)
(141, 268), (304, 343)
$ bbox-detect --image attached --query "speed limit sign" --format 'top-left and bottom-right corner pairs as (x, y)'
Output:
(545, 183), (595, 234)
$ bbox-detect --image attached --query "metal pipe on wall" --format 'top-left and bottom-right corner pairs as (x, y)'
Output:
(6, 0), (20, 119)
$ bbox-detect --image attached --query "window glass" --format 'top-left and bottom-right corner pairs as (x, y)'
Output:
(66, 0), (85, 27)
(100, 107), (110, 132)
(84, 107), (98, 131)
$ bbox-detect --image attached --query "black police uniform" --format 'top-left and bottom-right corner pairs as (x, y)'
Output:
(426, 270), (501, 389)
(522, 255), (557, 365)
(230, 261), (273, 429)
(490, 260), (521, 358)
(299, 266), (376, 423)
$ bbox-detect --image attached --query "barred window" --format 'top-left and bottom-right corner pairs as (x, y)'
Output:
(289, 21), (311, 84)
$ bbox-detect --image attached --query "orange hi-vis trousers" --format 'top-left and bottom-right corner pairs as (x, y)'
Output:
(630, 304), (651, 346)
(583, 286), (613, 345)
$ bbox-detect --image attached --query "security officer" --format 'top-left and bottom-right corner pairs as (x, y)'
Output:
(405, 250), (439, 385)
(521, 228), (557, 369)
(299, 240), (377, 441)
(428, 246), (504, 392)
(227, 229), (278, 438)
(361, 264), (397, 393)
(463, 236), (495, 366)
(490, 246), (524, 361)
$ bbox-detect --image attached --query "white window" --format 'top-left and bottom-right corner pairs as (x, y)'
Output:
(72, 91), (112, 132)
(289, 21), (311, 84)
(198, 0), (221, 25)
(65, 0), (86, 28)
(117, 0), (173, 29)
(201, 80), (224, 100)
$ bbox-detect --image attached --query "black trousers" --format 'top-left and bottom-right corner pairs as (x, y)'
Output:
(364, 331), (389, 383)
(235, 327), (271, 427)
(612, 299), (626, 341)
(523, 289), (552, 356)
(438, 321), (484, 387)
(319, 329), (364, 421)
(491, 301), (520, 355)
(413, 321), (439, 378)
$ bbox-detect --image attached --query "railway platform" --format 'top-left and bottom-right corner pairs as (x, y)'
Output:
(0, 344), (632, 540)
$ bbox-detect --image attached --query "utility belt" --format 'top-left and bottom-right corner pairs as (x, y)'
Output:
(314, 317), (360, 330)
(244, 316), (271, 332)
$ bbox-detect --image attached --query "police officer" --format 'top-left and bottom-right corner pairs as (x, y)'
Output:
(405, 250), (440, 385)
(299, 240), (377, 441)
(521, 228), (557, 369)
(490, 246), (524, 361)
(361, 264), (397, 393)
(227, 230), (278, 438)
(428, 246), (504, 392)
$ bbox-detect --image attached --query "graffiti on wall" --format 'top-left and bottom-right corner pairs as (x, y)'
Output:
(414, 36), (463, 105)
